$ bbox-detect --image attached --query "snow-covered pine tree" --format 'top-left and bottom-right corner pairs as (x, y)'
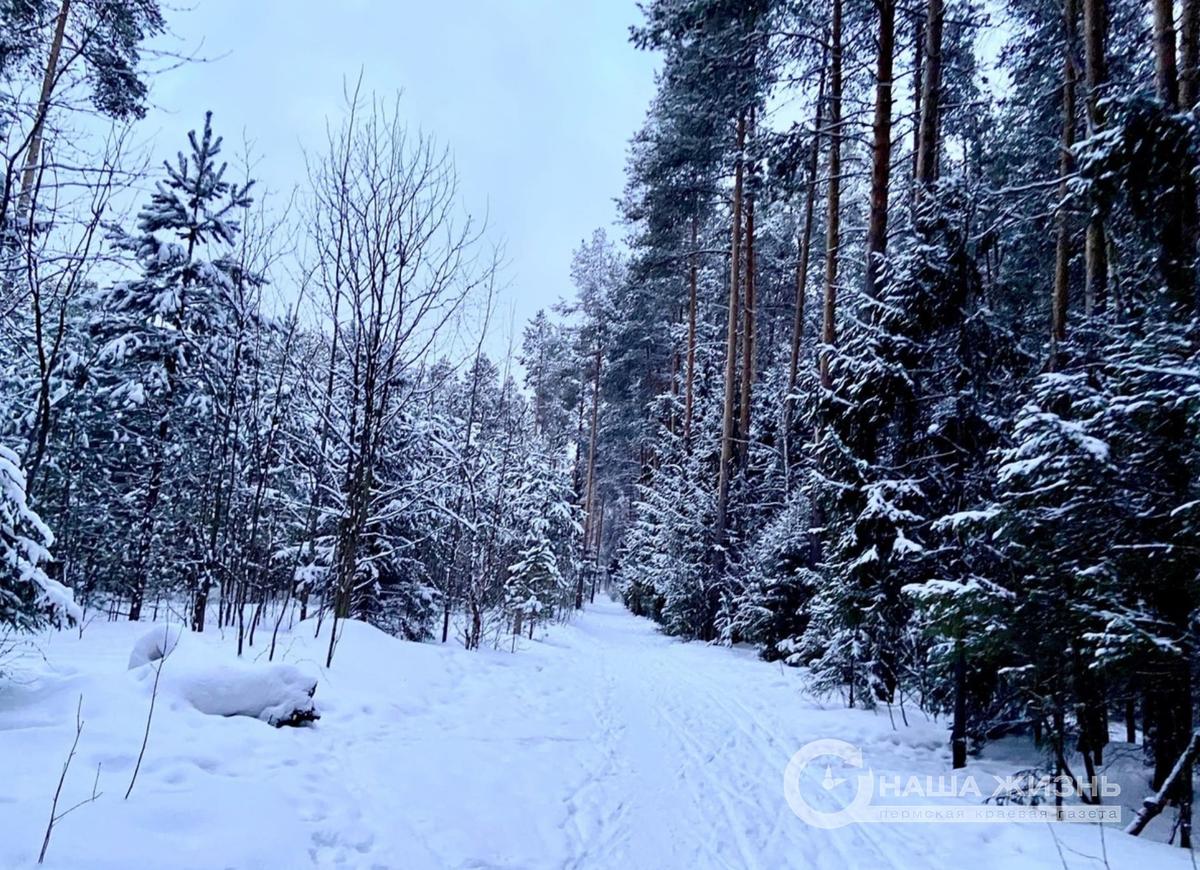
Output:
(86, 112), (255, 620)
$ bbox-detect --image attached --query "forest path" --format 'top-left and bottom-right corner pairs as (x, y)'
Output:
(305, 598), (1122, 869)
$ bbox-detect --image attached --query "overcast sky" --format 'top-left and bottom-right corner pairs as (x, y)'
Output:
(143, 0), (658, 345)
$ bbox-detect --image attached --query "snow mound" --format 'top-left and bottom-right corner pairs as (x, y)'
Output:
(174, 662), (319, 727)
(128, 625), (320, 727)
(127, 623), (184, 669)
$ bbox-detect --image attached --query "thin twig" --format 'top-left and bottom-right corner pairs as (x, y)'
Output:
(38, 695), (100, 864)
(125, 639), (167, 800)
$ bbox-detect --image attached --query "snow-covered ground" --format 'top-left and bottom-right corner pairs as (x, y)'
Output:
(0, 598), (1192, 869)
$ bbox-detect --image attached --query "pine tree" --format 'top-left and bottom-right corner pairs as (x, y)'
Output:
(86, 112), (255, 620)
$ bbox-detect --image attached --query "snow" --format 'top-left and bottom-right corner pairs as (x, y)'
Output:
(127, 624), (183, 669)
(933, 508), (1000, 530)
(892, 528), (924, 557)
(126, 625), (319, 726)
(0, 599), (1192, 869)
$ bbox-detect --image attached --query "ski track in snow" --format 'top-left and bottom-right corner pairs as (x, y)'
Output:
(1, 598), (1195, 869)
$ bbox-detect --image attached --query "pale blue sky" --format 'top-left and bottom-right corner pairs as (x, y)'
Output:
(143, 0), (657, 339)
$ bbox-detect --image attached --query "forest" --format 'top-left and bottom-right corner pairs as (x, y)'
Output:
(3, 0), (1200, 862)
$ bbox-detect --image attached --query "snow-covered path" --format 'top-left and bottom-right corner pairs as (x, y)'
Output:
(1, 598), (1193, 868)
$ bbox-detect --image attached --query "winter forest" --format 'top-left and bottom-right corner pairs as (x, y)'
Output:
(5, 0), (1200, 867)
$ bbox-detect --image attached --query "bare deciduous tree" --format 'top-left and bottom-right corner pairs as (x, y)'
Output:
(305, 87), (497, 666)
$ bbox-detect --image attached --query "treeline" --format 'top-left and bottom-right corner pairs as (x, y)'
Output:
(553, 0), (1200, 843)
(0, 4), (601, 660)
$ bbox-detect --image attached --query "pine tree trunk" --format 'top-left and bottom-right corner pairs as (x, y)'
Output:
(1147, 0), (1196, 310)
(683, 214), (698, 445)
(1050, 0), (1078, 360)
(15, 0), (71, 222)
(1183, 0), (1200, 109)
(715, 111), (746, 550)
(911, 10), (924, 203)
(1054, 704), (1067, 821)
(579, 346), (602, 608)
(787, 57), (826, 397)
(1155, 0), (1180, 108)
(819, 0), (842, 391)
(866, 0), (896, 301)
(914, 0), (943, 192)
(737, 109), (756, 468)
(1082, 0), (1108, 316)
(593, 495), (605, 567)
(1180, 0), (1200, 314)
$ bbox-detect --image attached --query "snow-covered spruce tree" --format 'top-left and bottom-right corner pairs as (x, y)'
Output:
(982, 321), (1200, 802)
(906, 355), (1117, 779)
(801, 178), (1007, 710)
(503, 443), (582, 639)
(317, 398), (434, 641)
(722, 481), (819, 658)
(617, 353), (722, 636)
(1065, 84), (1200, 806)
(1075, 94), (1199, 316)
(1095, 323), (1200, 798)
(720, 357), (820, 652)
(0, 441), (78, 632)
(619, 435), (718, 635)
(520, 310), (578, 453)
(86, 112), (254, 620)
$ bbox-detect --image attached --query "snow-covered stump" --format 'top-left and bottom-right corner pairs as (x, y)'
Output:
(127, 625), (320, 727)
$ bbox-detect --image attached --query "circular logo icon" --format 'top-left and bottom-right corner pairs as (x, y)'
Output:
(783, 738), (875, 829)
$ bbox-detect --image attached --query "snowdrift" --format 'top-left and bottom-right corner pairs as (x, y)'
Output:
(128, 625), (319, 727)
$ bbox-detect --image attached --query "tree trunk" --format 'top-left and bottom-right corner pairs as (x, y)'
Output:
(1147, 0), (1198, 312)
(787, 56), (826, 397)
(579, 345), (602, 608)
(683, 213), (698, 445)
(1155, 0), (1180, 108)
(914, 0), (944, 192)
(1050, 0), (1078, 360)
(715, 111), (746, 550)
(1183, 0), (1200, 109)
(866, 0), (896, 301)
(737, 108), (756, 468)
(952, 636), (967, 768)
(1181, 0), (1200, 314)
(819, 0), (843, 390)
(911, 10), (924, 203)
(1082, 0), (1108, 316)
(15, 0), (71, 222)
